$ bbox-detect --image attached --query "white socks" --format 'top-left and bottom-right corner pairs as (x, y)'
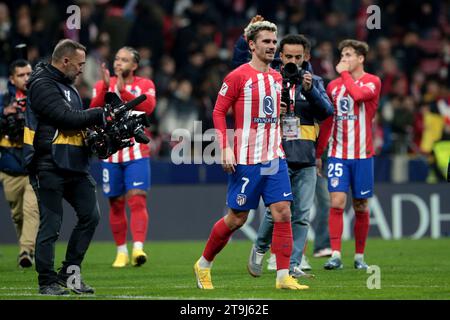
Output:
(133, 241), (143, 250)
(355, 253), (364, 262)
(330, 251), (364, 261)
(276, 269), (289, 281)
(332, 250), (341, 259)
(118, 242), (144, 253)
(117, 244), (128, 254)
(198, 256), (212, 268)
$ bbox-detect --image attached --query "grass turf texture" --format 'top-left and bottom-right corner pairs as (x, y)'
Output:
(0, 239), (449, 300)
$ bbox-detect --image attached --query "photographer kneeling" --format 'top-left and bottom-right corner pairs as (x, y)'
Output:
(24, 39), (112, 295)
(0, 59), (39, 268)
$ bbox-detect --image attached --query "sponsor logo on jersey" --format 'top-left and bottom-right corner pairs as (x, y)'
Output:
(336, 115), (358, 121)
(252, 117), (278, 124)
(263, 96), (275, 115)
(339, 97), (350, 113)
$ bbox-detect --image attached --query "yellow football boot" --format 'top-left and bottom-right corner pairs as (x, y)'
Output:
(276, 275), (309, 290)
(193, 260), (214, 289)
(131, 249), (147, 267)
(112, 252), (129, 268)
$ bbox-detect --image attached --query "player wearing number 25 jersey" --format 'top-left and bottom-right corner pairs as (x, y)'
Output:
(316, 39), (381, 271)
(194, 20), (308, 291)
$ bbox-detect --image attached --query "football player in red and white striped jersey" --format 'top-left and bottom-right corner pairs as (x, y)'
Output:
(90, 47), (156, 268)
(194, 19), (307, 291)
(316, 39), (381, 270)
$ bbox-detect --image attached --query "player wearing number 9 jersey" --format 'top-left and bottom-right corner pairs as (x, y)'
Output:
(193, 20), (308, 291)
(316, 39), (381, 271)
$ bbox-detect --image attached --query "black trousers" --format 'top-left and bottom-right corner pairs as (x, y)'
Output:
(30, 169), (100, 286)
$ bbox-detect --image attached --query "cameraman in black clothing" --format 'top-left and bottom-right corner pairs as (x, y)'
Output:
(25, 39), (108, 295)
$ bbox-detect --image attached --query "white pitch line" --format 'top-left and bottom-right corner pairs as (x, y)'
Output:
(0, 293), (268, 300)
(0, 286), (146, 290)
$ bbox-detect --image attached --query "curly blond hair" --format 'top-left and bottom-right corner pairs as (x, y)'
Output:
(244, 20), (277, 43)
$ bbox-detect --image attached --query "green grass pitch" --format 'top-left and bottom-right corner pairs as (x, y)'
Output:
(0, 239), (449, 300)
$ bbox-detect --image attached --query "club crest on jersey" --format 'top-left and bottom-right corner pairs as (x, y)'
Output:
(263, 96), (274, 115)
(330, 177), (339, 188)
(339, 97), (350, 113)
(219, 83), (229, 96)
(103, 183), (110, 194)
(236, 193), (247, 206)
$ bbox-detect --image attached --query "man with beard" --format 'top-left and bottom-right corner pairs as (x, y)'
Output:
(193, 20), (308, 290)
(25, 39), (109, 295)
(90, 47), (156, 268)
(0, 59), (39, 268)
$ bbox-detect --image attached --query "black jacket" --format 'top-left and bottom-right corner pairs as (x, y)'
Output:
(25, 62), (104, 172)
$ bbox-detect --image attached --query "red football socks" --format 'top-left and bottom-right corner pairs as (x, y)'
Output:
(354, 210), (370, 254)
(109, 198), (127, 246)
(329, 208), (344, 252)
(272, 222), (292, 270)
(202, 217), (234, 262)
(128, 195), (149, 243)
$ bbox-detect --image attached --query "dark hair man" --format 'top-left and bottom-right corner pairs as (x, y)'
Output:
(0, 59), (39, 268)
(90, 46), (156, 268)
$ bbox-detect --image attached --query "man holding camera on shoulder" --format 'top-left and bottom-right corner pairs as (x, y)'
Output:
(90, 46), (156, 268)
(0, 59), (39, 269)
(247, 34), (334, 279)
(24, 39), (117, 295)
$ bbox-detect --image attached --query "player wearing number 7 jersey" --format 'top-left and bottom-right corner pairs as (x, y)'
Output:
(316, 39), (381, 270)
(194, 20), (308, 290)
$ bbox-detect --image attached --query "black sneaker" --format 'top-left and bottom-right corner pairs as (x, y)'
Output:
(18, 252), (34, 268)
(57, 270), (95, 294)
(39, 283), (70, 295)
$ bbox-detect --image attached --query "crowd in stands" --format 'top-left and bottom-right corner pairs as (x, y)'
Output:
(0, 0), (448, 179)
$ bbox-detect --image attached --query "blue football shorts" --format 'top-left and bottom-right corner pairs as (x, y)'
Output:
(326, 157), (374, 199)
(101, 157), (151, 198)
(226, 158), (293, 211)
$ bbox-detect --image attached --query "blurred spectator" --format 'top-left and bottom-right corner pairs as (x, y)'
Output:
(158, 78), (199, 138)
(83, 40), (110, 89)
(0, 2), (12, 76)
(391, 96), (415, 154)
(100, 0), (132, 54)
(0, 0), (447, 170)
(31, 0), (59, 56)
(310, 40), (337, 82)
(127, 0), (164, 68)
(380, 57), (408, 96)
(154, 55), (177, 97)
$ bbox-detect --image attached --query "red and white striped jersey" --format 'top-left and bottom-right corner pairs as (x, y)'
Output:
(90, 76), (156, 163)
(213, 63), (285, 165)
(322, 71), (381, 159)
